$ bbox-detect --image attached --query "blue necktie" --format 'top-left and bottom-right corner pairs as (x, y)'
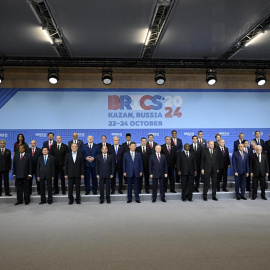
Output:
(104, 155), (107, 163)
(115, 146), (118, 155)
(44, 156), (47, 165)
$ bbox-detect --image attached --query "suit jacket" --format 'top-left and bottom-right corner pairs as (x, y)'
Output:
(43, 140), (57, 153)
(0, 148), (12, 172)
(64, 152), (84, 178)
(13, 153), (32, 178)
(201, 148), (220, 173)
(198, 138), (207, 148)
(149, 153), (168, 178)
(161, 144), (177, 168)
(95, 154), (115, 178)
(216, 146), (231, 170)
(121, 142), (132, 153)
(171, 137), (183, 152)
(232, 151), (249, 175)
(253, 138), (265, 152)
(265, 140), (270, 157)
(250, 153), (269, 177)
(50, 143), (69, 167)
(98, 142), (112, 150)
(177, 151), (197, 175)
(136, 145), (151, 170)
(123, 151), (143, 178)
(234, 139), (244, 152)
(146, 141), (158, 154)
(26, 147), (42, 174)
(68, 139), (83, 151)
(108, 144), (124, 168)
(80, 143), (101, 168)
(36, 155), (55, 179)
(189, 144), (202, 167)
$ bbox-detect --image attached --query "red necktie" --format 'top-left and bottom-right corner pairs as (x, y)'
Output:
(174, 139), (176, 146)
(49, 141), (52, 150)
(158, 154), (160, 163)
(143, 147), (146, 155)
(32, 148), (35, 157)
(150, 143), (153, 149)
(20, 154), (23, 160)
(168, 145), (171, 154)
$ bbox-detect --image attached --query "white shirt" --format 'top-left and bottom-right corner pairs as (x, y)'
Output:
(141, 146), (146, 151)
(88, 143), (93, 148)
(103, 154), (107, 158)
(72, 152), (77, 162)
(57, 143), (61, 148)
(20, 153), (25, 158)
(185, 151), (189, 157)
(1, 148), (5, 154)
(193, 143), (197, 150)
(220, 147), (224, 151)
(257, 153), (261, 163)
(43, 154), (48, 162)
(156, 153), (161, 160)
(73, 140), (78, 144)
(130, 151), (135, 160)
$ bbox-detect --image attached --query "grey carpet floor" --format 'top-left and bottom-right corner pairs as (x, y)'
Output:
(0, 199), (270, 270)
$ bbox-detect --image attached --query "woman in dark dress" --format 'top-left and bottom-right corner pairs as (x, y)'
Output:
(14, 133), (29, 156)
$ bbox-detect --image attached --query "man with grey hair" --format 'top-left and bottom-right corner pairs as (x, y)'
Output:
(250, 145), (269, 200)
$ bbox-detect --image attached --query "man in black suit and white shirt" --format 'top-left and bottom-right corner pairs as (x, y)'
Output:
(50, 135), (69, 195)
(122, 133), (132, 153)
(96, 145), (115, 204)
(36, 147), (55, 204)
(147, 134), (158, 154)
(43, 132), (56, 153)
(0, 139), (12, 196)
(98, 135), (111, 151)
(68, 132), (83, 152)
(198, 130), (207, 148)
(64, 144), (85, 205)
(253, 131), (265, 152)
(234, 133), (245, 152)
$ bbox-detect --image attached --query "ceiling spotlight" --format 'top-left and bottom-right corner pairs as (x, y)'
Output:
(155, 69), (166, 85)
(48, 68), (59, 84)
(0, 67), (4, 83)
(206, 69), (217, 86)
(255, 69), (266, 86)
(102, 69), (113, 85)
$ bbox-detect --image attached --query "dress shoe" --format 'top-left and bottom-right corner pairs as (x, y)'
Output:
(14, 202), (22, 205)
(246, 188), (251, 192)
(25, 202), (30, 205)
(152, 199), (156, 203)
(93, 192), (97, 195)
(136, 200), (141, 203)
(127, 200), (132, 203)
(188, 199), (193, 202)
(251, 197), (256, 200)
(237, 197), (241, 200)
(146, 190), (150, 194)
(182, 198), (186, 202)
(203, 197), (208, 201)
(170, 190), (177, 193)
(68, 201), (73, 205)
(85, 192), (90, 195)
(53, 191), (59, 195)
(262, 197), (268, 200)
(107, 200), (111, 204)
(161, 199), (167, 202)
(241, 196), (247, 200)
(48, 202), (52, 205)
(62, 191), (66, 195)
(39, 202), (46, 205)
(99, 200), (104, 204)
(111, 190), (115, 194)
(38, 192), (41, 195)
(76, 201), (81, 204)
(118, 190), (123, 194)
(222, 188), (228, 192)
(217, 189), (220, 192)
(194, 188), (199, 192)
(212, 196), (218, 201)
(5, 193), (12, 196)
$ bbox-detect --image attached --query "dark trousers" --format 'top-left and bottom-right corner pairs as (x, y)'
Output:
(30, 172), (40, 195)
(16, 178), (30, 204)
(139, 167), (149, 193)
(181, 174), (194, 200)
(99, 178), (110, 201)
(85, 166), (97, 193)
(217, 168), (228, 190)
(54, 165), (66, 193)
(68, 177), (81, 203)
(235, 173), (246, 198)
(111, 165), (123, 192)
(246, 175), (251, 191)
(40, 178), (53, 203)
(152, 177), (165, 200)
(252, 172), (266, 199)
(175, 167), (180, 183)
(127, 176), (140, 201)
(0, 171), (10, 195)
(164, 167), (175, 192)
(194, 167), (201, 190)
(203, 168), (217, 197)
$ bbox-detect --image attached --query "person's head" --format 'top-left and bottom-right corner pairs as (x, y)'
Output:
(141, 137), (147, 146)
(0, 139), (6, 148)
(56, 135), (62, 144)
(71, 143), (78, 153)
(255, 131), (261, 139)
(87, 136), (94, 143)
(155, 145), (161, 153)
(256, 145), (262, 154)
(165, 136), (171, 145)
(126, 133), (131, 142)
(148, 134), (154, 142)
(48, 132), (54, 141)
(101, 135), (107, 143)
(42, 147), (48, 155)
(17, 134), (25, 144)
(72, 132), (78, 140)
(219, 139), (225, 147)
(238, 143), (244, 151)
(239, 133), (244, 140)
(19, 145), (25, 154)
(30, 140), (37, 148)
(184, 143), (190, 151)
(113, 136), (119, 145)
(101, 145), (108, 154)
(208, 140), (214, 149)
(250, 140), (256, 149)
(171, 130), (177, 139)
(243, 140), (249, 148)
(192, 135), (198, 144)
(198, 131), (203, 139)
(215, 133), (221, 141)
(129, 142), (136, 151)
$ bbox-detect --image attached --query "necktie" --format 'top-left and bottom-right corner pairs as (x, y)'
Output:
(44, 156), (47, 165)
(199, 139), (202, 146)
(240, 151), (244, 160)
(20, 154), (23, 160)
(210, 149), (213, 158)
(168, 145), (171, 154)
(115, 146), (118, 155)
(258, 140), (260, 145)
(49, 141), (52, 150)
(194, 144), (197, 152)
(143, 147), (146, 155)
(1, 148), (4, 155)
(32, 148), (35, 157)
(58, 145), (60, 150)
(186, 151), (189, 158)
(132, 152), (135, 161)
(258, 154), (261, 163)
(174, 139), (176, 146)
(158, 154), (160, 163)
(221, 148), (225, 156)
(150, 142), (153, 149)
(103, 154), (107, 163)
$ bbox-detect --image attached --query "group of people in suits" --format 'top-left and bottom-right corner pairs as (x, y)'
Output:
(0, 130), (269, 205)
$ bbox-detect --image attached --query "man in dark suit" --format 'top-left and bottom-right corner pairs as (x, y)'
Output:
(190, 135), (202, 192)
(201, 141), (220, 201)
(26, 140), (42, 195)
(50, 135), (69, 195)
(253, 130), (265, 152)
(232, 143), (249, 200)
(149, 145), (167, 202)
(36, 147), (55, 204)
(13, 145), (32, 205)
(68, 132), (83, 152)
(250, 145), (269, 200)
(0, 139), (12, 196)
(265, 134), (270, 179)
(216, 139), (231, 192)
(96, 145), (115, 204)
(81, 135), (101, 195)
(198, 130), (207, 148)
(243, 140), (253, 191)
(234, 132), (245, 152)
(161, 136), (177, 193)
(123, 142), (143, 203)
(121, 133), (132, 153)
(214, 133), (221, 148)
(64, 143), (85, 205)
(171, 130), (183, 183)
(136, 137), (151, 194)
(98, 135), (111, 151)
(108, 136), (124, 194)
(147, 134), (158, 154)
(177, 143), (197, 202)
(43, 132), (56, 153)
